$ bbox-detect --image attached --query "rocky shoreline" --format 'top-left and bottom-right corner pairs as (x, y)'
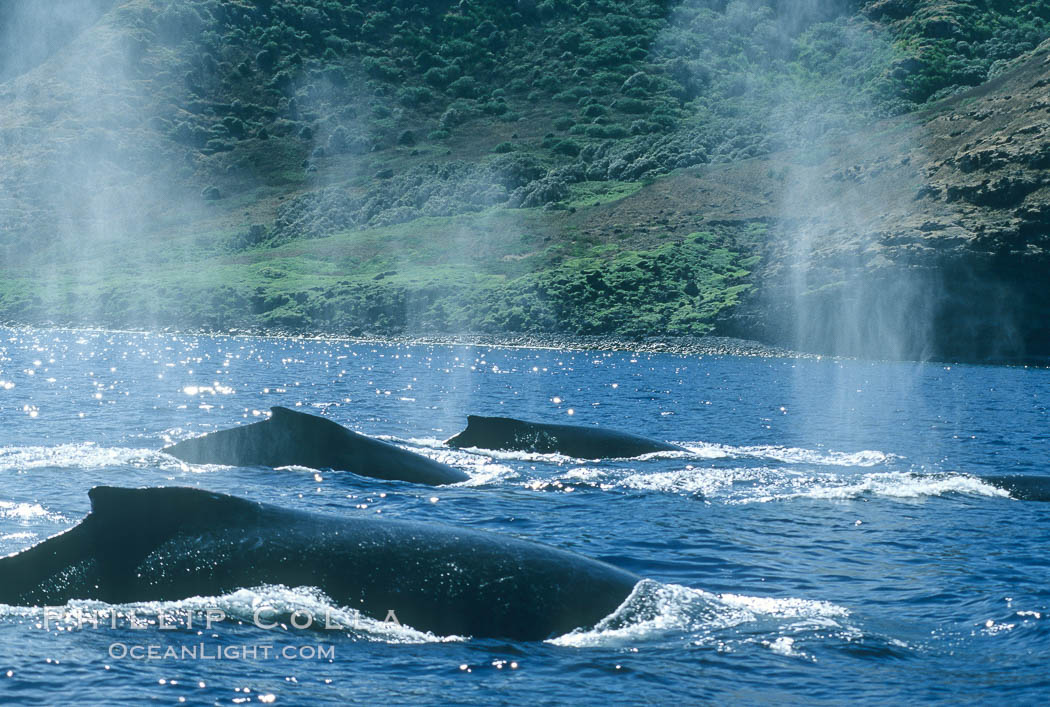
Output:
(11, 320), (1050, 364)
(337, 333), (804, 358)
(1, 320), (800, 358)
(9, 320), (1049, 365)
(185, 328), (805, 359)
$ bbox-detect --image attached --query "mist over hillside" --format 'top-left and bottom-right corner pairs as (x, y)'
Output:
(0, 0), (1048, 361)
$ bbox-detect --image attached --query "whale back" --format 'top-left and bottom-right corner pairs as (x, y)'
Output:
(161, 407), (350, 468)
(0, 486), (639, 640)
(0, 519), (100, 606)
(445, 414), (528, 450)
(163, 407), (468, 485)
(0, 486), (267, 605)
(983, 475), (1050, 502)
(446, 414), (686, 458)
(87, 485), (265, 552)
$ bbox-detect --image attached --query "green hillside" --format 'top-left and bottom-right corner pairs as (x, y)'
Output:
(0, 0), (1048, 354)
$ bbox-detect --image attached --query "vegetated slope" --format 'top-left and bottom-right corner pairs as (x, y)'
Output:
(0, 0), (1048, 360)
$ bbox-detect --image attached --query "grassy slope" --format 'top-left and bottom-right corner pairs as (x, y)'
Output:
(1, 179), (756, 336)
(0, 0), (1048, 339)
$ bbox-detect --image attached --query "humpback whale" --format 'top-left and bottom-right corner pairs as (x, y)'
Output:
(163, 406), (469, 486)
(445, 415), (688, 458)
(982, 475), (1050, 502)
(0, 486), (639, 641)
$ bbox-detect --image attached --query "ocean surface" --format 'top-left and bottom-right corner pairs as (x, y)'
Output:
(0, 326), (1047, 705)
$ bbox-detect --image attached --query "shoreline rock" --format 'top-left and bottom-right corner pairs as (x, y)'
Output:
(7, 319), (1049, 365)
(0, 319), (799, 358)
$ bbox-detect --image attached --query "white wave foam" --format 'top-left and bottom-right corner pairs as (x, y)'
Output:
(0, 444), (182, 473)
(753, 446), (892, 467)
(616, 467), (780, 497)
(0, 532), (36, 542)
(445, 445), (580, 465)
(398, 436), (450, 450)
(520, 466), (607, 493)
(530, 465), (813, 500)
(406, 435), (702, 463)
(513, 462), (1010, 506)
(717, 593), (850, 620)
(0, 500), (63, 521)
(549, 580), (852, 650)
(407, 435), (892, 468)
(677, 443), (894, 467)
(1, 585), (464, 644)
(662, 444), (732, 461)
(549, 582), (720, 646)
(763, 636), (809, 658)
(455, 461), (519, 486)
(741, 473), (1012, 504)
(402, 446), (470, 468)
(364, 437), (512, 485)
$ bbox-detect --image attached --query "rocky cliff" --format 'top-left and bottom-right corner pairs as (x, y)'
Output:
(719, 39), (1050, 362)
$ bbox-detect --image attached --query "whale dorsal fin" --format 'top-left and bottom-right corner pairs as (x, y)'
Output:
(89, 485), (253, 514)
(268, 405), (350, 440)
(466, 414), (509, 426)
(88, 486), (262, 528)
(88, 487), (263, 572)
(0, 488), (261, 605)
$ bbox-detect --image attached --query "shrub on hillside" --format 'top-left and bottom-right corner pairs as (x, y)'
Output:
(551, 139), (581, 157)
(448, 75), (480, 98)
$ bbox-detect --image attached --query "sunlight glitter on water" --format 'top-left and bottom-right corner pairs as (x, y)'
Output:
(1, 328), (1049, 704)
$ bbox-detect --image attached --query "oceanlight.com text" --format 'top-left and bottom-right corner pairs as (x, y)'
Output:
(107, 643), (335, 661)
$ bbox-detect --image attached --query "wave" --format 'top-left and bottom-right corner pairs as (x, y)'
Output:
(739, 472), (1012, 504)
(0, 444), (183, 474)
(549, 580), (862, 659)
(0, 500), (65, 522)
(0, 531), (37, 542)
(404, 435), (894, 467)
(617, 466), (779, 498)
(0, 441), (989, 506)
(517, 465), (775, 497)
(375, 437), (520, 485)
(681, 443), (895, 467)
(522, 466), (1015, 505)
(0, 438), (509, 483)
(0, 585), (464, 644)
(741, 446), (893, 467)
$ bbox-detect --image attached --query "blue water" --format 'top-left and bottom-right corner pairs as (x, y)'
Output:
(0, 326), (1048, 705)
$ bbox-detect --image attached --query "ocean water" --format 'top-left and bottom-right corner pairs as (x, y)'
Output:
(0, 326), (1047, 705)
